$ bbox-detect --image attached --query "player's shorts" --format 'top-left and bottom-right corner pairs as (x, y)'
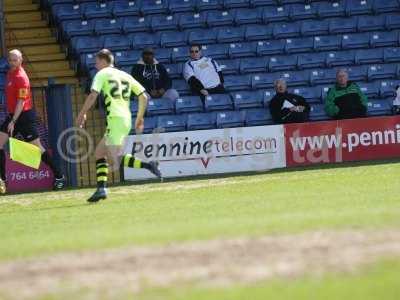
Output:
(0, 110), (39, 142)
(105, 116), (132, 146)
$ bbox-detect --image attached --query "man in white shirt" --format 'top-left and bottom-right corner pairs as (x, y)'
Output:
(183, 44), (225, 101)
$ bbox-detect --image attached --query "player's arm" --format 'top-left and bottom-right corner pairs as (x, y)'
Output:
(76, 91), (99, 128)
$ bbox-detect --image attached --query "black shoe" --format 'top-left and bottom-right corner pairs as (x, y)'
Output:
(148, 161), (163, 181)
(87, 188), (107, 203)
(53, 175), (66, 190)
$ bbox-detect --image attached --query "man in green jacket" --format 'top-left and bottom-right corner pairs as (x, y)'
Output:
(325, 69), (367, 119)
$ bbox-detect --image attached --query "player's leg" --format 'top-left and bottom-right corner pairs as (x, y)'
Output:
(87, 137), (109, 203)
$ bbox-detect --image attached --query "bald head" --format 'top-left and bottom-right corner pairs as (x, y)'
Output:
(8, 49), (23, 70)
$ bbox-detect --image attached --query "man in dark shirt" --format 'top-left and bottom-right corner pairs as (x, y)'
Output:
(269, 79), (310, 124)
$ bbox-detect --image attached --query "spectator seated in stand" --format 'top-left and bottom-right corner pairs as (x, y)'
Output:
(325, 69), (367, 119)
(392, 85), (400, 114)
(269, 79), (310, 124)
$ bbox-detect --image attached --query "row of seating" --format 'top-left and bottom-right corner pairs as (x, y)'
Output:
(50, 0), (400, 22)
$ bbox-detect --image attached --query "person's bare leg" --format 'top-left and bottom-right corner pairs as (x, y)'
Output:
(0, 132), (9, 193)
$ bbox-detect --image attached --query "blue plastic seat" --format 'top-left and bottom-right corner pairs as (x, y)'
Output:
(175, 96), (204, 113)
(367, 64), (398, 81)
(188, 28), (217, 44)
(201, 44), (229, 59)
(342, 32), (370, 49)
(314, 35), (341, 51)
(235, 8), (263, 25)
(94, 18), (122, 35)
(72, 36), (102, 54)
(379, 80), (400, 98)
(171, 46), (190, 62)
(160, 31), (187, 47)
(386, 14), (400, 30)
(355, 48), (383, 64)
(131, 32), (159, 49)
(204, 94), (233, 111)
(358, 82), (380, 99)
(52, 4), (82, 21)
(157, 115), (186, 132)
(187, 112), (216, 130)
(367, 99), (392, 116)
(142, 117), (158, 134)
(141, 0), (168, 15)
(297, 52), (325, 69)
(216, 111), (245, 128)
(325, 50), (355, 67)
(147, 98), (175, 116)
(262, 89), (275, 105)
(301, 19), (329, 36)
(290, 3), (318, 20)
(309, 104), (329, 121)
(168, 0), (195, 13)
(154, 48), (172, 63)
(329, 17), (357, 34)
(318, 1), (346, 18)
(63, 19), (94, 38)
(103, 34), (131, 51)
(122, 16), (150, 33)
(196, 0), (223, 11)
(250, 0), (275, 7)
(262, 6), (290, 22)
(244, 24), (273, 41)
(245, 108), (273, 126)
(285, 37), (314, 53)
(0, 58), (8, 73)
(219, 59), (240, 74)
(370, 31), (399, 47)
(257, 40), (285, 56)
(151, 14), (179, 31)
(228, 42), (257, 58)
(165, 63), (183, 79)
(345, 0), (373, 15)
(273, 22), (300, 38)
(384, 47), (400, 63)
(252, 73), (276, 89)
(269, 55), (297, 71)
(231, 90), (263, 109)
(223, 0), (250, 9)
(224, 74), (252, 90)
(357, 15), (385, 32)
(113, 1), (141, 17)
(310, 68), (337, 85)
(206, 10), (234, 26)
(81, 53), (96, 72)
(347, 65), (368, 81)
(173, 79), (191, 95)
(114, 50), (141, 67)
(240, 57), (267, 73)
(178, 12), (207, 29)
(373, 0), (399, 13)
(217, 27), (245, 43)
(83, 2), (113, 19)
(276, 70), (309, 87)
(292, 86), (321, 104)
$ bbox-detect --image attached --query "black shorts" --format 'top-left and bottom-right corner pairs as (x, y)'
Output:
(0, 110), (39, 142)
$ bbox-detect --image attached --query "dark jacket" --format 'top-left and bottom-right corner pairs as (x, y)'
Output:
(131, 58), (171, 92)
(269, 92), (310, 124)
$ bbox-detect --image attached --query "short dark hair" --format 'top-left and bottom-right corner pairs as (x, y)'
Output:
(96, 49), (114, 65)
(190, 44), (202, 51)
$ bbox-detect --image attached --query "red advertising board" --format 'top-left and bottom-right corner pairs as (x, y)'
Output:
(285, 116), (400, 167)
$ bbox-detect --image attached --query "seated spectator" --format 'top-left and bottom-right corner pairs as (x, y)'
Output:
(392, 85), (400, 114)
(325, 69), (367, 119)
(269, 79), (310, 124)
(131, 48), (179, 101)
(183, 44), (225, 101)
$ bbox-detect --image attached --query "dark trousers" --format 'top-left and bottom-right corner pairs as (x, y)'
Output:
(193, 84), (226, 102)
(336, 106), (367, 120)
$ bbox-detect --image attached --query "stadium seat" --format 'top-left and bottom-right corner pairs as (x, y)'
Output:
(178, 12), (207, 29)
(372, 0), (399, 13)
(83, 2), (113, 19)
(165, 63), (183, 78)
(131, 32), (159, 49)
(317, 1), (346, 18)
(289, 3), (318, 20)
(0, 58), (8, 73)
(342, 33), (370, 49)
(345, 0), (373, 16)
(141, 0), (168, 15)
(250, 0), (275, 7)
(147, 98), (175, 116)
(228, 42), (257, 58)
(379, 80), (400, 98)
(384, 47), (400, 63)
(329, 17), (357, 34)
(114, 50), (141, 67)
(301, 19), (329, 36)
(292, 86), (321, 104)
(357, 15), (386, 32)
(157, 115), (187, 132)
(252, 73), (276, 89)
(273, 22), (300, 39)
(175, 96), (204, 114)
(122, 17), (150, 33)
(370, 31), (399, 47)
(206, 10), (234, 26)
(240, 57), (267, 73)
(151, 14), (179, 31)
(269, 55), (297, 71)
(262, 6), (290, 22)
(325, 50), (355, 67)
(257, 40), (286, 55)
(160, 31), (187, 47)
(142, 117), (158, 134)
(130, 99), (139, 116)
(113, 1), (141, 17)
(169, 0), (196, 13)
(72, 36), (102, 55)
(235, 8), (263, 25)
(367, 99), (392, 116)
(63, 20), (94, 38)
(188, 28), (217, 44)
(154, 48), (172, 63)
(171, 46), (190, 62)
(314, 35), (341, 51)
(309, 104), (329, 121)
(297, 52), (325, 69)
(245, 108), (273, 126)
(358, 82), (380, 99)
(216, 111), (245, 128)
(231, 90), (264, 109)
(244, 24), (273, 41)
(102, 34), (130, 52)
(219, 59), (240, 74)
(223, 0), (250, 9)
(52, 4), (82, 22)
(204, 94), (233, 111)
(224, 74), (252, 90)
(94, 18), (122, 35)
(386, 14), (400, 30)
(173, 79), (191, 95)
(355, 48), (384, 64)
(347, 65), (368, 81)
(318, 84), (332, 100)
(197, 0), (223, 11)
(276, 70), (309, 87)
(262, 89), (274, 105)
(310, 69), (337, 85)
(217, 27), (245, 43)
(201, 44), (229, 59)
(367, 64), (398, 81)
(285, 37), (314, 53)
(187, 112), (216, 130)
